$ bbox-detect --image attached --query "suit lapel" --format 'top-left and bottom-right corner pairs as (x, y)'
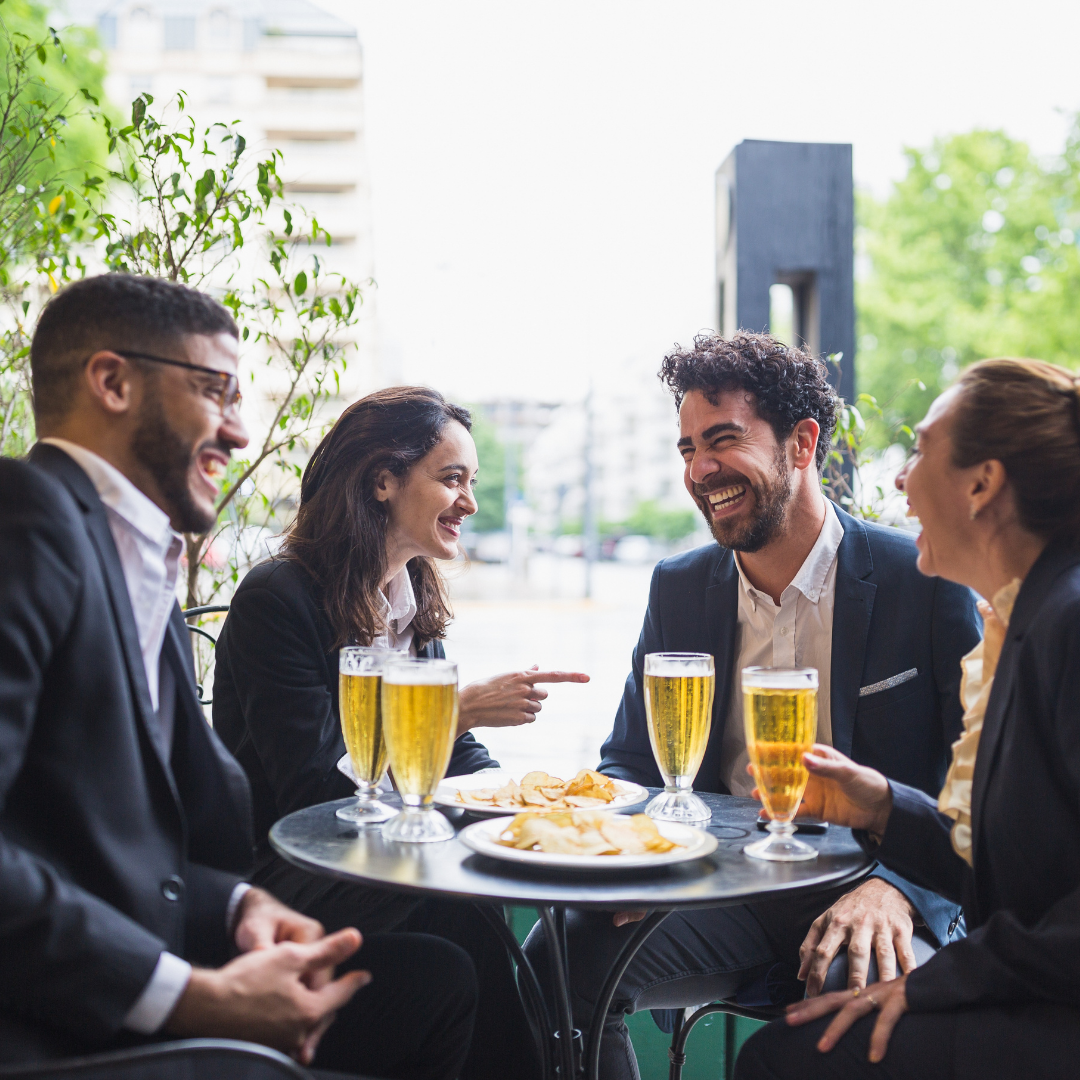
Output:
(698, 553), (739, 793)
(28, 444), (179, 794)
(829, 511), (877, 757)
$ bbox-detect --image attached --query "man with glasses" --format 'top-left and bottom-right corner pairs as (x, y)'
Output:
(0, 274), (477, 1078)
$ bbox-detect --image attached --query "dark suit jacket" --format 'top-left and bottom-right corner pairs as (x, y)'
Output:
(213, 558), (497, 868)
(598, 506), (981, 944)
(0, 446), (253, 1061)
(865, 541), (1080, 1024)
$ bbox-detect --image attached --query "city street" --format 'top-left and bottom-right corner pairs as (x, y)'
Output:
(444, 554), (659, 779)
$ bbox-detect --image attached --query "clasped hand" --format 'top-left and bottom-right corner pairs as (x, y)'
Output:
(458, 665), (589, 732)
(166, 887), (368, 1064)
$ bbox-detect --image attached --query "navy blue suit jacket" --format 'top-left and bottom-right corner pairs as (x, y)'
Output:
(599, 506), (981, 945)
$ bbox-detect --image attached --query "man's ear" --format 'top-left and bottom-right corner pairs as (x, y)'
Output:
(83, 351), (137, 416)
(791, 418), (821, 472)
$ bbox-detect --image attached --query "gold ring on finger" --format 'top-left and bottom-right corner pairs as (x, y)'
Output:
(865, 994), (880, 1010)
(851, 987), (861, 998)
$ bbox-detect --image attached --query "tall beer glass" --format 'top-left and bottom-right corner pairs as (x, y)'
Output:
(337, 647), (399, 824)
(742, 666), (819, 862)
(381, 657), (459, 843)
(643, 652), (715, 824)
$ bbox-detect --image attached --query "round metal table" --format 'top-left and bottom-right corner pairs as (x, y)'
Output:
(270, 791), (871, 1080)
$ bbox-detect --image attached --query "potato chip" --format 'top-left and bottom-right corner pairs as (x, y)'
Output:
(496, 810), (683, 856)
(455, 769), (623, 812)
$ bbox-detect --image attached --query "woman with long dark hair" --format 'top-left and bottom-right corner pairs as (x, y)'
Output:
(735, 358), (1080, 1080)
(214, 386), (586, 1080)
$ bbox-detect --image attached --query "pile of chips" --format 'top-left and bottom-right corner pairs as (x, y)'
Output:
(455, 769), (622, 812)
(495, 810), (682, 857)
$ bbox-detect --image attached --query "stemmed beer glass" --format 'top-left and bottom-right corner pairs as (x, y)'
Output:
(337, 647), (399, 824)
(742, 666), (819, 861)
(643, 652), (716, 824)
(381, 657), (460, 843)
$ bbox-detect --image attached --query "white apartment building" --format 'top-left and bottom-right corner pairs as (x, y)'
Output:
(63, 0), (376, 395)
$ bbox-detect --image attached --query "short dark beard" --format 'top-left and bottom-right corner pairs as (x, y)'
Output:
(130, 384), (218, 534)
(698, 445), (792, 553)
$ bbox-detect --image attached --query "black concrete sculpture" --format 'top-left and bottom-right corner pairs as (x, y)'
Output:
(715, 139), (855, 402)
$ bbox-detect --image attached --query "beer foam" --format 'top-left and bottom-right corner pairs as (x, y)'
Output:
(644, 652), (714, 678)
(741, 666), (819, 690)
(383, 658), (458, 685)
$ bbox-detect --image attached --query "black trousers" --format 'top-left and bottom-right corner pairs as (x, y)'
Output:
(523, 875), (935, 1080)
(734, 1001), (1080, 1080)
(314, 931), (476, 1080)
(257, 857), (539, 1080)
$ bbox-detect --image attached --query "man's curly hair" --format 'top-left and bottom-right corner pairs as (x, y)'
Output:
(659, 331), (839, 471)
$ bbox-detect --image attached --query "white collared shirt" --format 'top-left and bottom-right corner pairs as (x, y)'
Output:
(371, 565), (418, 653)
(39, 439), (248, 1033)
(40, 438), (182, 712)
(718, 499), (844, 796)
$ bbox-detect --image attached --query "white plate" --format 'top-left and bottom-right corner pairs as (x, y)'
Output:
(434, 770), (649, 818)
(458, 815), (719, 870)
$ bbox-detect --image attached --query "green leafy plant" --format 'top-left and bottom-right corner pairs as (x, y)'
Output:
(0, 2), (108, 456)
(823, 353), (916, 522)
(77, 93), (367, 610)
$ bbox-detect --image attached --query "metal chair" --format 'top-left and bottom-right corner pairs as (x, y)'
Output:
(0, 1039), (329, 1080)
(182, 604), (230, 705)
(667, 1000), (783, 1080)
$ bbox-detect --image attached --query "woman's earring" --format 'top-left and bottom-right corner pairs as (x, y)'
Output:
(969, 506), (978, 521)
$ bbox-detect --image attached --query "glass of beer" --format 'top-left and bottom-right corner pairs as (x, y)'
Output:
(643, 652), (716, 824)
(742, 666), (819, 862)
(381, 657), (459, 843)
(337, 647), (399, 824)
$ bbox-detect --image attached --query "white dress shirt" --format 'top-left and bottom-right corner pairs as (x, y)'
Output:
(371, 566), (418, 654)
(41, 439), (182, 712)
(40, 439), (248, 1033)
(718, 499), (844, 796)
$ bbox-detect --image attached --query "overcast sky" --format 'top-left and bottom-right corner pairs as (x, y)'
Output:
(319, 0), (1080, 403)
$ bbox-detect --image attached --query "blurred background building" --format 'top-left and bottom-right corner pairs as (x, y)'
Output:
(66, 0), (377, 395)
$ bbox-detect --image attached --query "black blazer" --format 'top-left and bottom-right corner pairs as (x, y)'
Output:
(0, 446), (253, 1060)
(866, 542), (1080, 1031)
(213, 558), (497, 866)
(598, 506), (982, 944)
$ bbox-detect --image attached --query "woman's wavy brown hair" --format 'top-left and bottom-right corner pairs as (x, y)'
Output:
(281, 386), (472, 650)
(951, 358), (1080, 546)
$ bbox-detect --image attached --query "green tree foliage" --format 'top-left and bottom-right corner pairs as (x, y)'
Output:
(0, 0), (107, 272)
(467, 408), (506, 533)
(0, 3), (108, 454)
(857, 124), (1080, 435)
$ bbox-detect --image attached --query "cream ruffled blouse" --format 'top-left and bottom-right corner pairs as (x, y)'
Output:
(937, 578), (1021, 865)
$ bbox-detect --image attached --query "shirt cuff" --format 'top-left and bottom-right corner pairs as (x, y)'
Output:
(227, 881), (253, 936)
(123, 951), (192, 1034)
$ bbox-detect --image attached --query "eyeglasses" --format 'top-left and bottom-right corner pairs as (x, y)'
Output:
(110, 350), (242, 414)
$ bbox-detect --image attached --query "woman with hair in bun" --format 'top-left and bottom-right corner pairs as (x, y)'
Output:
(214, 386), (587, 1080)
(736, 359), (1080, 1080)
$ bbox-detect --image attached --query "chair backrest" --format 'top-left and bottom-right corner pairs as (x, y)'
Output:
(0, 1038), (316, 1080)
(182, 605), (230, 706)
